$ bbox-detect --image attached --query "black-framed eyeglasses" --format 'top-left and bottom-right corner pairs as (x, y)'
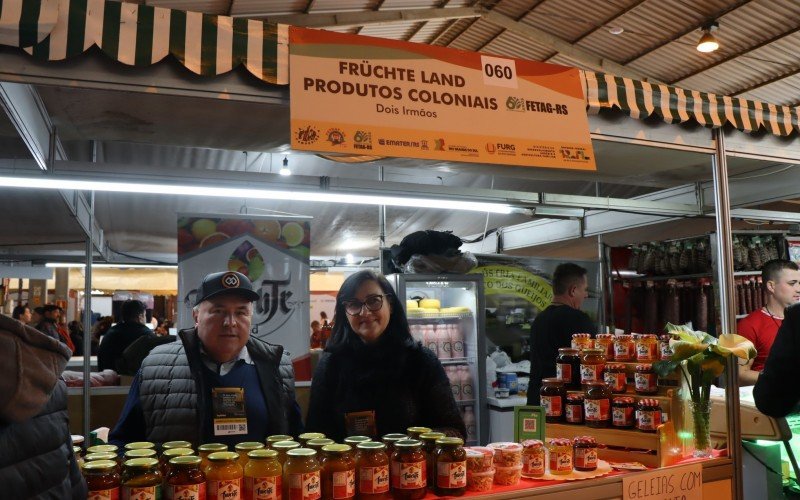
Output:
(343, 294), (391, 316)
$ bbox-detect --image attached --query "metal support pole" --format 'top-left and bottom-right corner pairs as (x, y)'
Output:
(378, 166), (386, 270)
(711, 129), (743, 500)
(596, 183), (607, 333)
(82, 191), (94, 441)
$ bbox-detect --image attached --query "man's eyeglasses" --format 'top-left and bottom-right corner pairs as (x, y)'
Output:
(343, 294), (391, 316)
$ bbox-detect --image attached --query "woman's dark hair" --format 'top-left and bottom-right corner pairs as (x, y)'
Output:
(326, 270), (412, 352)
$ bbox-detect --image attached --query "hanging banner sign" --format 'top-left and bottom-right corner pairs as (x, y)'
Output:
(289, 27), (595, 170)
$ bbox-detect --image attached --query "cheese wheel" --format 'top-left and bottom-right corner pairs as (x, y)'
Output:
(418, 299), (441, 309)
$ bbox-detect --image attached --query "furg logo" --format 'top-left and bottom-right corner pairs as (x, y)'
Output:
(485, 143), (496, 154)
(295, 125), (320, 145)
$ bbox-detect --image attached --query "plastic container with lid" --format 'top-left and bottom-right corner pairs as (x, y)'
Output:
(464, 447), (493, 473)
(298, 432), (326, 447)
(162, 440), (192, 452)
(613, 335), (635, 362)
(356, 441), (390, 499)
(434, 437), (466, 497)
(306, 438), (336, 454)
(635, 334), (659, 361)
(466, 469), (494, 492)
(635, 364), (659, 394)
(160, 447), (194, 476)
(580, 348), (606, 386)
(406, 427), (432, 441)
(285, 448), (322, 500)
(555, 347), (581, 390)
(419, 432), (445, 490)
(604, 363), (628, 394)
(343, 436), (372, 446)
(539, 378), (566, 423)
(520, 440), (545, 478)
(72, 434), (85, 449)
(594, 333), (615, 360)
(244, 449), (282, 500)
(494, 464), (523, 486)
(82, 459), (120, 498)
(266, 434), (294, 448)
(321, 444), (355, 500)
(121, 457), (162, 499)
(166, 455), (206, 499)
(235, 441), (265, 469)
(390, 439), (427, 499)
(583, 382), (612, 428)
(198, 443), (228, 472)
(565, 394), (584, 424)
(572, 436), (598, 472)
(571, 333), (593, 351)
(659, 335), (674, 360)
(612, 397), (636, 429)
(636, 399), (663, 433)
(272, 441), (302, 465)
(487, 442), (522, 468)
(206, 451), (243, 499)
(547, 439), (573, 476)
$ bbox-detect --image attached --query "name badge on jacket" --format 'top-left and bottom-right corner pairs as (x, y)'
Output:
(212, 387), (248, 436)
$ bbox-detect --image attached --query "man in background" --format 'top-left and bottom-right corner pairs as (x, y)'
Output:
(37, 304), (76, 352)
(11, 304), (32, 324)
(98, 300), (150, 372)
(754, 302), (800, 417)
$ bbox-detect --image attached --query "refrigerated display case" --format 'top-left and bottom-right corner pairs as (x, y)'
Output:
(388, 273), (488, 446)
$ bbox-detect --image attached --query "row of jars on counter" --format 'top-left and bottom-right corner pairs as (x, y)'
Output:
(555, 347), (661, 394)
(78, 428), (526, 499)
(571, 333), (674, 362)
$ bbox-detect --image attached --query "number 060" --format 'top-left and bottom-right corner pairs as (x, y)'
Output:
(484, 63), (513, 80)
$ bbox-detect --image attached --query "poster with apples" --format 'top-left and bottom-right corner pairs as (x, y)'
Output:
(177, 214), (313, 380)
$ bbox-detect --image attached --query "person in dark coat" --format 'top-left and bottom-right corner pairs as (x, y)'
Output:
(0, 315), (86, 499)
(98, 300), (151, 373)
(754, 302), (800, 418)
(306, 270), (466, 441)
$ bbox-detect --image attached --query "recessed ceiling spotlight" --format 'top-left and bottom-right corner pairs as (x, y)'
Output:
(608, 26), (624, 35)
(697, 22), (720, 53)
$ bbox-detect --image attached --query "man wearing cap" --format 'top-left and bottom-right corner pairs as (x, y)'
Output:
(109, 271), (303, 447)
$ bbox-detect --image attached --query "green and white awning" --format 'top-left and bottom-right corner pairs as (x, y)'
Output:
(0, 0), (58, 47)
(584, 71), (799, 137)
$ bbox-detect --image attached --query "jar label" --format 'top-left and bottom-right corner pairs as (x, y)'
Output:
(580, 363), (603, 384)
(436, 460), (467, 488)
(208, 478), (241, 500)
(88, 489), (119, 500)
(522, 452), (545, 475)
(604, 371), (626, 392)
(244, 475), (280, 500)
(584, 398), (610, 421)
(612, 406), (634, 427)
(634, 372), (657, 392)
(541, 395), (562, 417)
(548, 451), (572, 472)
(556, 363), (571, 382)
(391, 460), (426, 489)
(332, 470), (355, 499)
(574, 447), (598, 468)
(636, 409), (662, 431)
(288, 471), (321, 500)
(121, 485), (161, 500)
(660, 342), (672, 360)
(358, 465), (389, 494)
(613, 342), (630, 359)
(169, 483), (206, 500)
(566, 403), (583, 423)
(636, 342), (657, 361)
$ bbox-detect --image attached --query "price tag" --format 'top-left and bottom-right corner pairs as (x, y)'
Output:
(481, 55), (518, 89)
(622, 463), (702, 500)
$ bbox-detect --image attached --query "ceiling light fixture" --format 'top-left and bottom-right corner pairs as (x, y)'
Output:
(696, 22), (719, 53)
(46, 262), (179, 269)
(0, 175), (516, 214)
(280, 157), (291, 176)
(608, 26), (624, 35)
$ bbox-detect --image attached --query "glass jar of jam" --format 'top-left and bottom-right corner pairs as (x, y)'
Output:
(556, 348), (581, 390)
(382, 434), (408, 461)
(121, 457), (162, 499)
(611, 397), (635, 429)
(272, 441), (301, 465)
(604, 363), (628, 394)
(565, 394), (584, 424)
(572, 436), (598, 472)
(162, 440), (192, 452)
(634, 364), (659, 394)
(235, 441), (265, 469)
(521, 440), (545, 478)
(166, 455), (205, 499)
(406, 427), (432, 441)
(580, 348), (606, 386)
(161, 447), (193, 476)
(546, 439), (572, 476)
(391, 439), (427, 499)
(571, 333), (593, 351)
(124, 448), (157, 461)
(321, 444), (356, 500)
(635, 334), (659, 361)
(73, 446), (84, 469)
(298, 432), (326, 447)
(266, 434), (294, 448)
(539, 378), (566, 423)
(82, 459), (120, 498)
(434, 438), (466, 497)
(356, 441), (390, 499)
(244, 449), (282, 500)
(206, 451), (243, 499)
(419, 432), (445, 490)
(594, 333), (615, 360)
(306, 438), (335, 455)
(636, 399), (662, 433)
(343, 436), (372, 446)
(613, 335), (635, 362)
(124, 441), (155, 452)
(583, 382), (611, 428)
(285, 448), (322, 500)
(659, 334), (674, 360)
(198, 443), (228, 473)
(87, 444), (119, 456)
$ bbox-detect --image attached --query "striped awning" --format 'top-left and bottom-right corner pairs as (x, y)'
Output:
(8, 0), (287, 84)
(0, 0), (58, 47)
(584, 71), (800, 137)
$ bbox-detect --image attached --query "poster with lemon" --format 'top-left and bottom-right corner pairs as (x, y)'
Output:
(177, 214), (313, 380)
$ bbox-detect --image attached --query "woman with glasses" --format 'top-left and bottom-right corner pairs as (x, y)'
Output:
(305, 270), (466, 441)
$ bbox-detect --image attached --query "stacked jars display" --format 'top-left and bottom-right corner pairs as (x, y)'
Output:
(634, 364), (659, 394)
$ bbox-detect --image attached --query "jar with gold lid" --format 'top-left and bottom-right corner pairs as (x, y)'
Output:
(391, 439), (427, 499)
(206, 451), (243, 499)
(433, 438), (466, 497)
(244, 449), (282, 500)
(235, 441), (265, 469)
(266, 434), (293, 448)
(321, 444), (355, 500)
(82, 459), (120, 498)
(166, 455), (205, 499)
(160, 447), (194, 477)
(419, 432), (445, 490)
(121, 457), (162, 499)
(198, 443), (228, 473)
(284, 448), (321, 500)
(356, 441), (390, 499)
(272, 440), (301, 466)
(298, 432), (326, 447)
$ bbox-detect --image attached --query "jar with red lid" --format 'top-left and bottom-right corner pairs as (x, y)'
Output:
(603, 364), (627, 393)
(572, 437), (598, 472)
(613, 335), (635, 361)
(539, 378), (566, 423)
(520, 440), (545, 478)
(571, 333), (593, 351)
(635, 334), (659, 361)
(634, 364), (658, 394)
(580, 348), (606, 386)
(636, 399), (662, 433)
(556, 348), (581, 390)
(546, 439), (573, 476)
(594, 334), (615, 360)
(611, 397), (635, 429)
(583, 382), (611, 428)
(565, 394), (584, 425)
(659, 335), (674, 360)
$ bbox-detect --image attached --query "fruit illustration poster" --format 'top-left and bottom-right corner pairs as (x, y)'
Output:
(177, 214), (312, 380)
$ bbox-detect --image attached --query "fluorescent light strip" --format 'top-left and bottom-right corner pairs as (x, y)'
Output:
(46, 263), (178, 269)
(0, 176), (514, 214)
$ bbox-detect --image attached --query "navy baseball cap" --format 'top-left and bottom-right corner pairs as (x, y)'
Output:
(195, 271), (259, 306)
